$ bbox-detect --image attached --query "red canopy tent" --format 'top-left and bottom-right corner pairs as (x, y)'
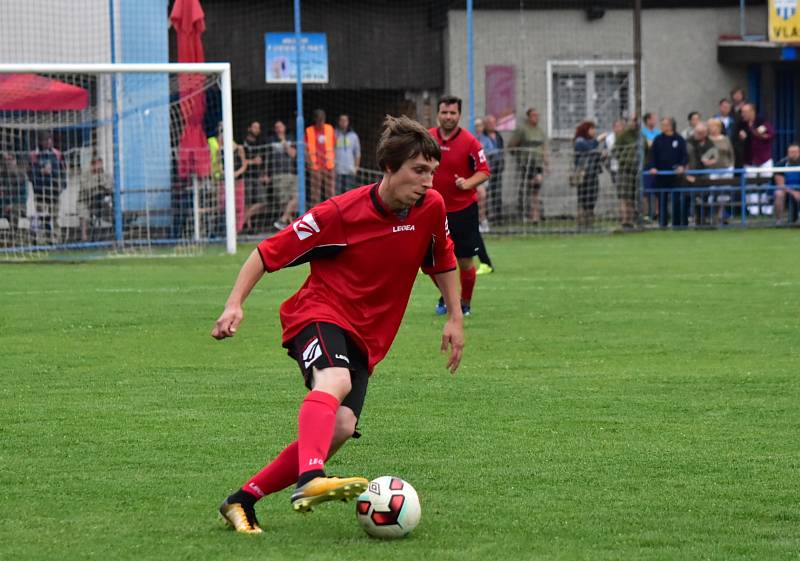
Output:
(170, 0), (211, 179)
(0, 74), (89, 111)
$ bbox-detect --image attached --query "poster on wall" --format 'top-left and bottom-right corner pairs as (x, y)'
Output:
(265, 33), (328, 83)
(769, 0), (800, 42)
(485, 65), (516, 131)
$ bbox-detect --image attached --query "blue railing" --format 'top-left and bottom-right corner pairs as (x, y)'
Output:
(641, 167), (799, 228)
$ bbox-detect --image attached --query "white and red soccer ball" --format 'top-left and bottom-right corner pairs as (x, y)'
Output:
(355, 476), (421, 538)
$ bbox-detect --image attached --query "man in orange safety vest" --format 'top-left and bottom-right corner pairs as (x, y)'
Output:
(306, 108), (336, 206)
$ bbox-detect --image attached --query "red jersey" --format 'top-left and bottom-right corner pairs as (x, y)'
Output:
(257, 184), (456, 373)
(429, 127), (490, 212)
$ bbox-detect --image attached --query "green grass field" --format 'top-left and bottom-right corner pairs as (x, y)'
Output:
(2, 230), (799, 561)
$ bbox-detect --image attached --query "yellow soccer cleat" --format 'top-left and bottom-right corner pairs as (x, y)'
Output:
(476, 262), (494, 275)
(219, 499), (263, 534)
(290, 476), (369, 513)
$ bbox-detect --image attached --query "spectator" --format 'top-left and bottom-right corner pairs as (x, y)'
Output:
(738, 102), (775, 216)
(605, 118), (625, 184)
(611, 115), (641, 229)
(478, 114), (505, 229)
(473, 118), (489, 231)
(209, 122), (248, 234)
(305, 108), (335, 206)
(641, 112), (661, 147)
(648, 117), (689, 227)
(242, 121), (270, 232)
(730, 87), (748, 170)
(686, 122), (716, 224)
(508, 107), (549, 224)
(707, 118), (735, 224)
(714, 98), (734, 135)
(640, 112), (660, 220)
(30, 131), (64, 216)
(572, 120), (606, 229)
(268, 120), (299, 231)
(78, 157), (113, 241)
(334, 114), (361, 194)
(731, 87), (747, 120)
(471, 118), (494, 274)
(687, 122), (715, 179)
(681, 111), (702, 140)
(774, 143), (800, 224)
(707, 119), (734, 171)
(0, 151), (28, 225)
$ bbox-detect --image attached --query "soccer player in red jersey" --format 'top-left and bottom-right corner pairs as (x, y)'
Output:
(212, 116), (464, 534)
(429, 95), (491, 316)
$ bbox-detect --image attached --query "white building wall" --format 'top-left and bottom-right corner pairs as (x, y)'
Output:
(446, 6), (768, 219)
(447, 6), (768, 133)
(0, 0), (111, 63)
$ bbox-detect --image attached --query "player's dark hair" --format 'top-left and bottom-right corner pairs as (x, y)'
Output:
(437, 95), (462, 113)
(377, 115), (440, 173)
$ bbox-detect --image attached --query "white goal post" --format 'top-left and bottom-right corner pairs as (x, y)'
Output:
(0, 62), (237, 256)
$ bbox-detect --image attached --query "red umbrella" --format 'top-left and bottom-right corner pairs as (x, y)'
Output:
(0, 74), (89, 111)
(170, 0), (211, 179)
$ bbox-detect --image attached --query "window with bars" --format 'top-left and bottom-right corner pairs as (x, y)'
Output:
(548, 62), (635, 138)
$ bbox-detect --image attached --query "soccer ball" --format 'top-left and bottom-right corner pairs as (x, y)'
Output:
(355, 476), (421, 538)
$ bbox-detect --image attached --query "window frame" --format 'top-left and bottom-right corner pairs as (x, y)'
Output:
(546, 59), (639, 139)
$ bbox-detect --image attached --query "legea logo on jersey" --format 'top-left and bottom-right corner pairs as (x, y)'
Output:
(393, 224), (415, 233)
(293, 212), (320, 240)
(444, 217), (450, 236)
(478, 148), (486, 163)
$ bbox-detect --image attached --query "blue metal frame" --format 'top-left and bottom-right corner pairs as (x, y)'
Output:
(747, 64), (761, 115)
(774, 66), (796, 160)
(294, 0), (306, 215)
(109, 0), (123, 243)
(466, 0), (475, 135)
(641, 167), (790, 228)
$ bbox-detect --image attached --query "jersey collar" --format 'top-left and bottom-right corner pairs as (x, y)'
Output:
(369, 182), (426, 219)
(436, 126), (462, 144)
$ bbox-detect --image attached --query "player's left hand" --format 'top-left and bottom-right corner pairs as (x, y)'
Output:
(454, 175), (467, 190)
(441, 318), (464, 373)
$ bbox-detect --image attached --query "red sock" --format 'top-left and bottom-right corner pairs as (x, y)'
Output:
(242, 441), (299, 499)
(460, 266), (476, 303)
(297, 390), (339, 476)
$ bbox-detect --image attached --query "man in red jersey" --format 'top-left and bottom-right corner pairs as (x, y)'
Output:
(212, 116), (464, 534)
(429, 95), (490, 316)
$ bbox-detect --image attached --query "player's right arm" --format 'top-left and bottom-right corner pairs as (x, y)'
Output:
(212, 249), (265, 339)
(212, 201), (347, 340)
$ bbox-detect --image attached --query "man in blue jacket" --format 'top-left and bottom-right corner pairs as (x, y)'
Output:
(648, 117), (689, 228)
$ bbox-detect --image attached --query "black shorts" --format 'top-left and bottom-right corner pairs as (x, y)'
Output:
(286, 322), (369, 419)
(447, 202), (481, 259)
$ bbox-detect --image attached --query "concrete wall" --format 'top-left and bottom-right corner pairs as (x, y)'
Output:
(0, 0), (111, 62)
(447, 6), (768, 135)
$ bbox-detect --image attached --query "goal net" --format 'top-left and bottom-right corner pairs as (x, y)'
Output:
(0, 63), (235, 260)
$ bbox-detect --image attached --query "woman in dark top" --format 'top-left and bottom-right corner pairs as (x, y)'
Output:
(573, 120), (606, 228)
